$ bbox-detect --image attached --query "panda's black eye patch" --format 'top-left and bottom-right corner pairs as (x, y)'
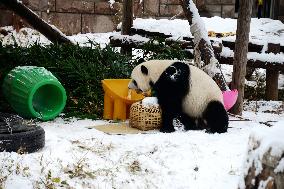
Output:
(149, 80), (154, 87)
(133, 80), (137, 86)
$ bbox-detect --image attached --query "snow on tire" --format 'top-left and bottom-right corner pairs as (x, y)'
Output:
(0, 113), (45, 153)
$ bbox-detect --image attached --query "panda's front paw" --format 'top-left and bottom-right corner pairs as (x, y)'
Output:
(160, 126), (175, 133)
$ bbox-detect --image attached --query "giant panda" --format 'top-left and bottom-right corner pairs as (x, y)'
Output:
(128, 60), (228, 133)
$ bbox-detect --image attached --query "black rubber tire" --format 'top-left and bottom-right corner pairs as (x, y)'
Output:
(0, 125), (45, 153)
(0, 113), (45, 153)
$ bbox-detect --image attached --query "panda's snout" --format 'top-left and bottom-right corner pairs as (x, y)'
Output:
(128, 80), (136, 89)
(128, 81), (144, 94)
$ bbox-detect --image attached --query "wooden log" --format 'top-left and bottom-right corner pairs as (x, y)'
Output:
(266, 43), (281, 54)
(218, 56), (284, 72)
(281, 46), (284, 53)
(109, 34), (284, 72)
(165, 40), (194, 49)
(109, 35), (148, 48)
(0, 0), (72, 44)
(222, 40), (263, 53)
(265, 43), (280, 100)
(121, 0), (133, 55)
(119, 27), (284, 54)
(130, 28), (172, 38)
(266, 69), (279, 100)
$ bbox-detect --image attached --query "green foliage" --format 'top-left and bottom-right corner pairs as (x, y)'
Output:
(244, 70), (284, 101)
(138, 38), (192, 60)
(244, 70), (266, 100)
(0, 39), (189, 119)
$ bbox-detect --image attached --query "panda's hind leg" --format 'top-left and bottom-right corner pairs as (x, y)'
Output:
(203, 101), (229, 133)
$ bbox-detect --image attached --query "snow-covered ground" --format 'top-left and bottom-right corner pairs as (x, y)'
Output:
(0, 102), (283, 189)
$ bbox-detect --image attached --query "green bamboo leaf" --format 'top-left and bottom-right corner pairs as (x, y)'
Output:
(51, 177), (61, 183)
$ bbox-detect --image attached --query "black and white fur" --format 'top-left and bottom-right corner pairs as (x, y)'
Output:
(128, 60), (228, 133)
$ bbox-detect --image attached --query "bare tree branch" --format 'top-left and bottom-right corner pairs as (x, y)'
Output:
(0, 0), (72, 44)
(180, 0), (229, 91)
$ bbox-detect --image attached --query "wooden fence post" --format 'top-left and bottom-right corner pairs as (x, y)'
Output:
(121, 0), (133, 55)
(265, 43), (280, 100)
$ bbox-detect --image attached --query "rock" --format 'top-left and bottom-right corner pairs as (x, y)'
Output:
(244, 124), (284, 189)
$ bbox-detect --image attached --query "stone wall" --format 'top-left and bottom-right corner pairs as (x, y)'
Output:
(1, 0), (236, 35)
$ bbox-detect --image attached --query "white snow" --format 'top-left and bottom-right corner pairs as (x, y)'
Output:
(111, 34), (150, 44)
(0, 102), (283, 189)
(0, 26), (116, 48)
(2, 16), (284, 48)
(221, 47), (284, 64)
(248, 120), (284, 159)
(126, 17), (284, 46)
(69, 32), (118, 48)
(188, 0), (209, 42)
(275, 158), (284, 173)
(221, 48), (266, 65)
(141, 97), (159, 106)
(108, 0), (115, 8)
(0, 27), (51, 47)
(248, 52), (284, 63)
(239, 119), (284, 188)
(4, 175), (33, 189)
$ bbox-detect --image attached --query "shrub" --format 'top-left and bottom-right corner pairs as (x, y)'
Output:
(0, 39), (189, 119)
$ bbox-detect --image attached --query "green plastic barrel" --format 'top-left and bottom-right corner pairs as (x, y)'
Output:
(2, 66), (67, 121)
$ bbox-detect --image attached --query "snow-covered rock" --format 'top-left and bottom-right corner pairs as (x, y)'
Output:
(243, 121), (284, 189)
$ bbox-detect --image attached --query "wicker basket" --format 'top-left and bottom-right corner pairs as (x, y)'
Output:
(129, 101), (162, 131)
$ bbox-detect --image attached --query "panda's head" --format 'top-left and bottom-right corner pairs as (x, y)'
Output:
(128, 60), (175, 93)
(128, 64), (152, 93)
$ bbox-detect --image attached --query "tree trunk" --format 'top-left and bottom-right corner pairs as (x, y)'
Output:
(180, 0), (229, 91)
(0, 0), (72, 44)
(121, 0), (133, 55)
(230, 0), (253, 115)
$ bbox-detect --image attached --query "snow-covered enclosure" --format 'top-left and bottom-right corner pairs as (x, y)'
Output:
(125, 17), (284, 46)
(1, 15), (284, 189)
(0, 102), (283, 189)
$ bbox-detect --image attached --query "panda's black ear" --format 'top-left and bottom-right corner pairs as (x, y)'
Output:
(141, 65), (148, 75)
(138, 58), (145, 64)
